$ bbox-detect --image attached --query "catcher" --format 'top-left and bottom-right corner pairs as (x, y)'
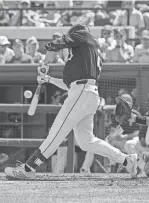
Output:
(105, 93), (149, 176)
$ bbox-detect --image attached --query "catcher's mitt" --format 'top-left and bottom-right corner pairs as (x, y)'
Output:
(115, 95), (132, 125)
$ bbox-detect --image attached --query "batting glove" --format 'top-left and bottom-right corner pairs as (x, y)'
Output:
(37, 75), (51, 84)
(37, 64), (49, 77)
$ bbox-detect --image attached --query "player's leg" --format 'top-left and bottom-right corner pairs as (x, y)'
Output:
(80, 152), (94, 173)
(4, 83), (98, 179)
(73, 114), (138, 178)
(123, 137), (146, 176)
(74, 136), (94, 173)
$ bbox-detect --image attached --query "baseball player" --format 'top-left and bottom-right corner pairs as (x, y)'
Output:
(4, 24), (138, 179)
(106, 123), (149, 176)
(106, 128), (146, 174)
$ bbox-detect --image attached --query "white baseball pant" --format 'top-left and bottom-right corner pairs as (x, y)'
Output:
(38, 79), (126, 165)
(81, 152), (94, 171)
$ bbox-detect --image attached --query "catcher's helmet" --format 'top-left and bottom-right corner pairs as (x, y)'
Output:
(120, 94), (133, 108)
(68, 24), (90, 34)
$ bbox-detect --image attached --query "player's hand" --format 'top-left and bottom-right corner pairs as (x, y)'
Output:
(45, 41), (57, 51)
(37, 75), (50, 84)
(37, 64), (49, 77)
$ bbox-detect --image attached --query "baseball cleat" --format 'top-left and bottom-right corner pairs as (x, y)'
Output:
(4, 161), (36, 180)
(125, 154), (138, 178)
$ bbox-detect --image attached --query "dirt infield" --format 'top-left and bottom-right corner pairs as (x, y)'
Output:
(0, 173), (149, 203)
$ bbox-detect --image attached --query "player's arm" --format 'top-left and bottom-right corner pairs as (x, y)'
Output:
(126, 130), (140, 140)
(45, 30), (91, 51)
(37, 74), (69, 91)
(49, 77), (69, 91)
(130, 113), (149, 126)
(37, 51), (69, 91)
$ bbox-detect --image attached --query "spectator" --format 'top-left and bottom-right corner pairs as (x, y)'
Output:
(133, 30), (149, 63)
(0, 36), (14, 64)
(9, 0), (42, 26)
(143, 11), (149, 30)
(47, 33), (68, 64)
(113, 0), (145, 36)
(50, 90), (63, 105)
(118, 88), (128, 96)
(0, 0), (10, 26)
(105, 95), (115, 105)
(0, 153), (9, 165)
(94, 3), (110, 26)
(26, 36), (45, 63)
(39, 1), (61, 27)
(105, 28), (134, 63)
(10, 39), (33, 63)
(98, 25), (116, 61)
(61, 0), (95, 26)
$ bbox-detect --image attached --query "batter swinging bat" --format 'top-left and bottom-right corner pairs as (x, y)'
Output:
(27, 65), (49, 116)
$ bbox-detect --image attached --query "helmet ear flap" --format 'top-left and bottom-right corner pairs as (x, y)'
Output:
(68, 24), (90, 34)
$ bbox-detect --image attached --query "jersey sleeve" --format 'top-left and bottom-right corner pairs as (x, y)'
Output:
(45, 30), (94, 51)
(63, 30), (91, 48)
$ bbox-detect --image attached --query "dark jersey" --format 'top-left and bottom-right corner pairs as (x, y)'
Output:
(50, 30), (102, 86)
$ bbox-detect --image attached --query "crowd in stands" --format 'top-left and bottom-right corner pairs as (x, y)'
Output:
(0, 0), (148, 30)
(0, 0), (149, 64)
(1, 26), (149, 64)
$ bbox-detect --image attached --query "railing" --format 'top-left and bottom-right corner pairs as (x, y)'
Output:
(0, 63), (148, 111)
(0, 26), (135, 41)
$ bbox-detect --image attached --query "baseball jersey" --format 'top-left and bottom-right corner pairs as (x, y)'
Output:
(63, 30), (102, 85)
(48, 30), (102, 86)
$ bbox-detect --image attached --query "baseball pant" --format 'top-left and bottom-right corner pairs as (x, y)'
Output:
(80, 152), (94, 171)
(28, 79), (127, 168)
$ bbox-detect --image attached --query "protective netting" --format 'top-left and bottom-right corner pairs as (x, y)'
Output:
(0, 112), (21, 138)
(98, 76), (137, 138)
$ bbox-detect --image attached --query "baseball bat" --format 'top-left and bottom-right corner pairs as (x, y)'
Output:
(27, 83), (42, 116)
(27, 62), (50, 116)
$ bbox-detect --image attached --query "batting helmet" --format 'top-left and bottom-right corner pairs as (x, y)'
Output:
(68, 24), (90, 34)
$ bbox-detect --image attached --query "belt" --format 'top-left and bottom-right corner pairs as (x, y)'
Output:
(76, 79), (88, 85)
(67, 79), (88, 88)
(67, 79), (97, 88)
